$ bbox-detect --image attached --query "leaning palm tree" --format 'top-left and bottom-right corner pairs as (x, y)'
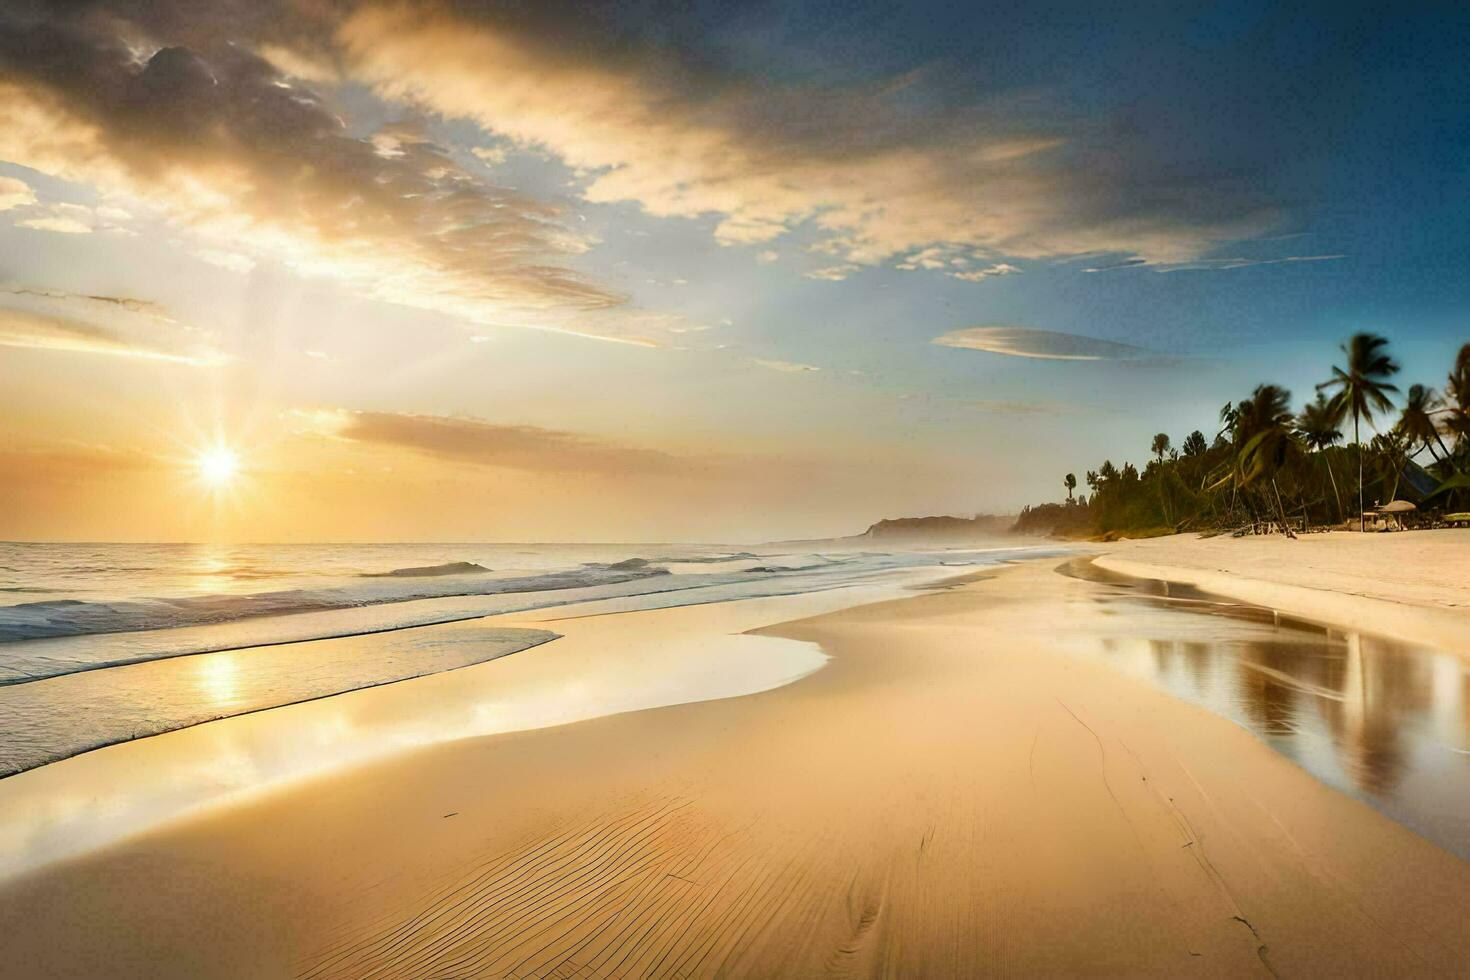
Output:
(1370, 430), (1413, 505)
(1297, 391), (1346, 522)
(1236, 385), (1301, 537)
(1210, 384), (1294, 533)
(1318, 333), (1400, 531)
(1396, 383), (1453, 471)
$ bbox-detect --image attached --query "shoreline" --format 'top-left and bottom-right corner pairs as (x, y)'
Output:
(0, 567), (958, 880)
(1096, 528), (1470, 656)
(2, 542), (1468, 976)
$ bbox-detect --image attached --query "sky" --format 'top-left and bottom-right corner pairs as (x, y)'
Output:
(0, 0), (1467, 542)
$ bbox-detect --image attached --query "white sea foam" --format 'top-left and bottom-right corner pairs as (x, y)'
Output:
(0, 541), (1067, 784)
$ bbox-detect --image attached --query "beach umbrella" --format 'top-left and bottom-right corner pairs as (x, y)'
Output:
(1379, 500), (1416, 513)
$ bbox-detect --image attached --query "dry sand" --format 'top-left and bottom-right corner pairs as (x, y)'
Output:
(3, 542), (1470, 977)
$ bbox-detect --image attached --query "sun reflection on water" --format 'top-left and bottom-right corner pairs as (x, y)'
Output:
(197, 653), (240, 708)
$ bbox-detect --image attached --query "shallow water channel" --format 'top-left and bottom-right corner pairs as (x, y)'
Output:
(1063, 557), (1470, 859)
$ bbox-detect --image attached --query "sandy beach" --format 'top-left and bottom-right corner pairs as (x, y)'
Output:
(2, 534), (1470, 977)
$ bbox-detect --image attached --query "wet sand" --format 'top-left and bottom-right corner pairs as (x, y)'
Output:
(3, 552), (1470, 977)
(1100, 528), (1470, 656)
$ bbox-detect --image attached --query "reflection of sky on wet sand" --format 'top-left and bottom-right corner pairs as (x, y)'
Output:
(0, 574), (951, 880)
(0, 625), (558, 776)
(1079, 595), (1470, 859)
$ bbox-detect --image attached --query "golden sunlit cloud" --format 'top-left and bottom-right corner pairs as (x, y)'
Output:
(338, 2), (1274, 269)
(0, 305), (226, 365)
(932, 326), (1151, 361)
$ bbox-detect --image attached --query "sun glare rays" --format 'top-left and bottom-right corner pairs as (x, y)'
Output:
(197, 445), (241, 487)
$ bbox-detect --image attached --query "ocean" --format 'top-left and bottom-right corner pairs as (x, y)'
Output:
(0, 539), (1051, 777)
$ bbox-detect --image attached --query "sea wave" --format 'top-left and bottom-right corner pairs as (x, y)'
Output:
(361, 561), (493, 578)
(0, 564), (669, 643)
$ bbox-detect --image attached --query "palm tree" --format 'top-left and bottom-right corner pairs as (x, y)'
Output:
(1151, 433), (1170, 463)
(1149, 433), (1172, 523)
(1064, 473), (1076, 501)
(1444, 342), (1470, 451)
(1370, 430), (1412, 504)
(1297, 391), (1345, 522)
(1217, 401), (1240, 441)
(1236, 384), (1300, 537)
(1396, 384), (1453, 470)
(1181, 430), (1208, 457)
(1318, 333), (1400, 531)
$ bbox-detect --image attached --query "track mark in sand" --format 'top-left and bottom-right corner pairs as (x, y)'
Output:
(1232, 915), (1279, 977)
(1117, 739), (1288, 976)
(1055, 697), (1142, 852)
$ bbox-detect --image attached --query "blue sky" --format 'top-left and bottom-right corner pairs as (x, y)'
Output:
(0, 1), (1465, 540)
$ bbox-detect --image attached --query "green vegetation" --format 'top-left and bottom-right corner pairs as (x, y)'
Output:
(1015, 336), (1470, 539)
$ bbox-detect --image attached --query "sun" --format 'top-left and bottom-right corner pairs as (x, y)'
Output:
(196, 445), (241, 488)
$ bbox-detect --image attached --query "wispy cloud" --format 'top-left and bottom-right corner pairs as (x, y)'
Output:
(752, 358), (821, 374)
(299, 409), (683, 475)
(0, 174), (35, 211)
(1158, 254), (1346, 272)
(804, 266), (858, 282)
(0, 440), (161, 485)
(0, 287), (174, 319)
(896, 247), (1019, 283)
(12, 201), (133, 235)
(192, 248), (257, 274)
(0, 306), (224, 365)
(933, 326), (1149, 361)
(1085, 254), (1345, 273)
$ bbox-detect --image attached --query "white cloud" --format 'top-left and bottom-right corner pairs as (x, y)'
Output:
(933, 326), (1149, 361)
(193, 248), (257, 274)
(752, 358), (821, 373)
(471, 146), (509, 166)
(16, 214), (93, 234)
(804, 265), (858, 282)
(953, 263), (1020, 282)
(13, 202), (132, 235)
(0, 175), (36, 211)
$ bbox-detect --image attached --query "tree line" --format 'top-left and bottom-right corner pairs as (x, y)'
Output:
(1016, 335), (1470, 538)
